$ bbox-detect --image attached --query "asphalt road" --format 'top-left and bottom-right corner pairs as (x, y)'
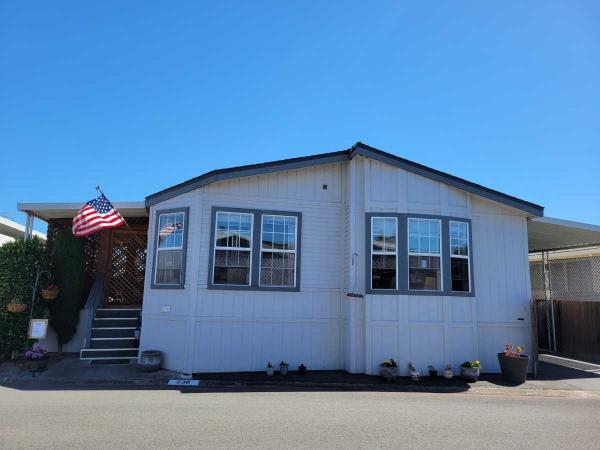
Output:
(1, 387), (599, 449)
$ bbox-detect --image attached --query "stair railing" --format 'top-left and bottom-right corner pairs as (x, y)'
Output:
(84, 273), (105, 349)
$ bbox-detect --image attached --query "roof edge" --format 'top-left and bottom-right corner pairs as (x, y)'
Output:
(144, 142), (544, 216)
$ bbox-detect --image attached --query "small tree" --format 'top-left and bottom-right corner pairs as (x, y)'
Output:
(0, 237), (49, 359)
(49, 228), (86, 347)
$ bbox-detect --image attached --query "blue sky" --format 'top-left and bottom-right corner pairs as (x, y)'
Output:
(1, 1), (599, 232)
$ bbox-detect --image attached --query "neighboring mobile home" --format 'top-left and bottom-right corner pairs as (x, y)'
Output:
(138, 142), (543, 375)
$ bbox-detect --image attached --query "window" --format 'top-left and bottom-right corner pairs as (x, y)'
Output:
(408, 218), (442, 291)
(212, 212), (253, 286)
(208, 207), (302, 291)
(371, 217), (397, 290)
(450, 221), (470, 292)
(260, 215), (297, 287)
(153, 208), (188, 288)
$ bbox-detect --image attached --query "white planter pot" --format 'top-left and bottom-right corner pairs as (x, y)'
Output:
(266, 367), (275, 376)
(460, 366), (480, 381)
(443, 369), (454, 380)
(410, 370), (420, 381)
(279, 365), (289, 375)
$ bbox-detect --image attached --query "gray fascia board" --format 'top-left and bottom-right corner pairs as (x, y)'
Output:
(145, 151), (350, 207)
(352, 144), (544, 217)
(145, 142), (544, 217)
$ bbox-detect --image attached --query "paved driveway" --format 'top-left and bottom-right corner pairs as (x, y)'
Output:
(1, 387), (599, 449)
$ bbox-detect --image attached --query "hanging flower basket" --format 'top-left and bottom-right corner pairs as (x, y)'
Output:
(7, 302), (27, 313)
(41, 285), (59, 301)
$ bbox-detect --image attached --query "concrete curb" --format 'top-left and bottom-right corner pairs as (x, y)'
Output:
(3, 376), (599, 399)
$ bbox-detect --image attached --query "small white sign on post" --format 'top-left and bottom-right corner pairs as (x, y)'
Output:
(28, 319), (48, 340)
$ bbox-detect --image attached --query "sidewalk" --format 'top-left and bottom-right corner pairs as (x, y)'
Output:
(2, 354), (600, 398)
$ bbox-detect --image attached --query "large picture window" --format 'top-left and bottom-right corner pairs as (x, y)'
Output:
(152, 208), (189, 288)
(260, 215), (297, 287)
(212, 211), (253, 286)
(450, 221), (470, 292)
(371, 217), (397, 290)
(208, 207), (301, 291)
(408, 218), (442, 291)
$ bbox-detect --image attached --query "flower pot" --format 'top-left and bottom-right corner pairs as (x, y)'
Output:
(25, 358), (48, 374)
(460, 366), (480, 382)
(443, 369), (454, 380)
(266, 367), (275, 376)
(7, 303), (26, 313)
(379, 366), (399, 381)
(41, 289), (59, 301)
(410, 370), (421, 381)
(279, 364), (289, 375)
(138, 350), (161, 372)
(497, 353), (529, 384)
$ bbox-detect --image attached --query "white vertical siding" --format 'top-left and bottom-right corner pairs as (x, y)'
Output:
(141, 155), (533, 375)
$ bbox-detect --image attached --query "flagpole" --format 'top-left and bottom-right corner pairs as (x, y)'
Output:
(95, 186), (148, 252)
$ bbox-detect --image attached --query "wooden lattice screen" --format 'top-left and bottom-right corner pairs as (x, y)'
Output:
(104, 229), (147, 307)
(46, 218), (148, 308)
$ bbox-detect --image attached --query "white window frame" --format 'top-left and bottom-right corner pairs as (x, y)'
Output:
(154, 211), (186, 286)
(212, 211), (254, 287)
(370, 216), (398, 291)
(259, 214), (298, 288)
(407, 217), (443, 292)
(449, 220), (471, 293)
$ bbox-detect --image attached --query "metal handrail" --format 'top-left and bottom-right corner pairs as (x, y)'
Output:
(84, 273), (105, 349)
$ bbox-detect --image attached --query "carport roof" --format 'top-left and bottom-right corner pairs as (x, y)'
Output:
(17, 202), (147, 222)
(528, 217), (600, 253)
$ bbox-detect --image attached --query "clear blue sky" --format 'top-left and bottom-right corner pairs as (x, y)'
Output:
(1, 1), (599, 232)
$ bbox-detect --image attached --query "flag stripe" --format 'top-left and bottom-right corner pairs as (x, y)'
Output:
(72, 193), (126, 237)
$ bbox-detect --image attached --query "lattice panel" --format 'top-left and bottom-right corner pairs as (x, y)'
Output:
(547, 257), (600, 300)
(529, 261), (546, 300)
(105, 231), (147, 307)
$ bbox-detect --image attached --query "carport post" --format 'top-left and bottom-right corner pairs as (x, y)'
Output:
(23, 212), (34, 241)
(542, 251), (557, 352)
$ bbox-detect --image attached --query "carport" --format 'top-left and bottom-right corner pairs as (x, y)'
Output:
(528, 217), (600, 359)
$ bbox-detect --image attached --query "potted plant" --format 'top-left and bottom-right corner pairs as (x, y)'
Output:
(24, 343), (48, 375)
(408, 362), (420, 381)
(443, 364), (454, 380)
(40, 284), (59, 301)
(279, 360), (289, 375)
(379, 358), (399, 381)
(6, 297), (26, 313)
(460, 360), (481, 381)
(266, 362), (274, 376)
(428, 365), (437, 379)
(298, 363), (307, 375)
(498, 344), (529, 384)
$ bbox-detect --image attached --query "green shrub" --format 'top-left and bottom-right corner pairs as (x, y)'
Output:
(49, 228), (85, 346)
(0, 237), (50, 359)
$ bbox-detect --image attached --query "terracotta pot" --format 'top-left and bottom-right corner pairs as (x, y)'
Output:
(41, 289), (59, 300)
(7, 303), (26, 313)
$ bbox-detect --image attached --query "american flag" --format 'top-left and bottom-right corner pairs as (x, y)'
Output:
(72, 193), (126, 237)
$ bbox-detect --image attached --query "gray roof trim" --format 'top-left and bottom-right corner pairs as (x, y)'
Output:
(145, 142), (544, 216)
(145, 150), (349, 207)
(351, 143), (544, 216)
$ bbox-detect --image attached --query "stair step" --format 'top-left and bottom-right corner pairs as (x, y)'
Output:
(92, 318), (138, 328)
(91, 337), (139, 349)
(91, 328), (136, 338)
(95, 309), (141, 319)
(80, 348), (139, 359)
(90, 359), (133, 365)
